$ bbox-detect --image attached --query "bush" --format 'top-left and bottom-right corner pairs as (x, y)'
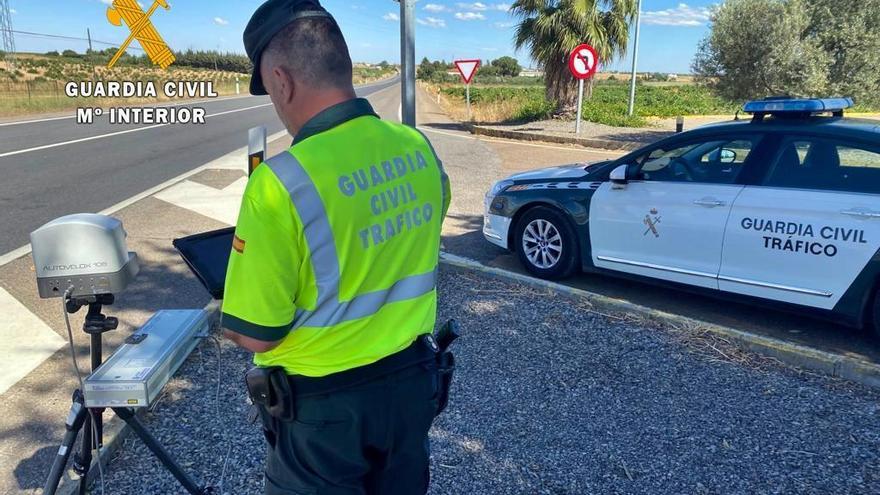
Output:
(61, 50), (80, 58)
(45, 51), (60, 57)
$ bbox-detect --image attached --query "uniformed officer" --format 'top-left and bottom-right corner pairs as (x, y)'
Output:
(221, 1), (452, 494)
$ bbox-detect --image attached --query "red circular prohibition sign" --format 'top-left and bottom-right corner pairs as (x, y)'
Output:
(568, 44), (599, 80)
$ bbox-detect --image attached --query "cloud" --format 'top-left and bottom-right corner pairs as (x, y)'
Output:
(494, 21), (515, 29)
(213, 17), (229, 26)
(456, 2), (487, 11)
(455, 12), (486, 21)
(382, 12), (399, 21)
(9, 8), (15, 14)
(417, 17), (447, 28)
(457, 2), (508, 11)
(424, 3), (447, 12)
(642, 3), (712, 27)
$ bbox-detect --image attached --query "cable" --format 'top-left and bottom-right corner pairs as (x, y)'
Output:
(1, 28), (144, 51)
(61, 288), (106, 495)
(194, 311), (232, 494)
(212, 313), (234, 495)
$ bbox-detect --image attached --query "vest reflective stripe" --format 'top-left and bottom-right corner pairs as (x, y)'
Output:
(267, 151), (438, 329)
(267, 152), (339, 309)
(294, 268), (437, 328)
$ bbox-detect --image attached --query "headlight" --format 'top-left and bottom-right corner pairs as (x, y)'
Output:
(487, 179), (514, 198)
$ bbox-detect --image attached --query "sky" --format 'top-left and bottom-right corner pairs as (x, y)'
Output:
(5, 0), (717, 74)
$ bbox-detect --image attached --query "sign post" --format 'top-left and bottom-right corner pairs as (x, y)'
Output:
(247, 126), (266, 176)
(567, 44), (598, 134)
(399, 0), (416, 126)
(454, 59), (480, 121)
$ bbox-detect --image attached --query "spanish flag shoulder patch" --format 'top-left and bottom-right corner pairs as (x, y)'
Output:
(232, 235), (246, 254)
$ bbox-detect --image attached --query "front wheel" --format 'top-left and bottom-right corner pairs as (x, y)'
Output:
(514, 206), (579, 280)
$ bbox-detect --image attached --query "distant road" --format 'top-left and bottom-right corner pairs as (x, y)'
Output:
(0, 76), (399, 254)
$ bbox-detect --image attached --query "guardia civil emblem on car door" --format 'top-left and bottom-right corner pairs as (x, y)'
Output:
(643, 208), (661, 238)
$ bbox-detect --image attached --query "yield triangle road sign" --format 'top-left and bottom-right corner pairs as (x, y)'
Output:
(454, 59), (481, 84)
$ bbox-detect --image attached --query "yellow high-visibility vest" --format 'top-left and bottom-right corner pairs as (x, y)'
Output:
(222, 98), (451, 377)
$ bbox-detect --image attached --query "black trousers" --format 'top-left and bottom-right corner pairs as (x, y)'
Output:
(262, 362), (439, 495)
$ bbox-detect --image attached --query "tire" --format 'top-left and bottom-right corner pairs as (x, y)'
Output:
(514, 206), (579, 280)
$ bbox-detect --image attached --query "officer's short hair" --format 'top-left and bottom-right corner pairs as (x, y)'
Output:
(263, 15), (353, 90)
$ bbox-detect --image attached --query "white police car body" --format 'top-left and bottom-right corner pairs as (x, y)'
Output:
(483, 98), (880, 332)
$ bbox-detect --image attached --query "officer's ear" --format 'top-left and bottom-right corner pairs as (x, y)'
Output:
(269, 65), (296, 105)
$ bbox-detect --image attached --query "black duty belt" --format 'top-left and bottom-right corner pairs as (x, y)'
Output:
(287, 335), (437, 397)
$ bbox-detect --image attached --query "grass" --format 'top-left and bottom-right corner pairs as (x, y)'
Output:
(436, 82), (742, 127)
(434, 81), (880, 128)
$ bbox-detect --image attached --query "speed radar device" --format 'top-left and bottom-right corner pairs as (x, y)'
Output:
(33, 213), (213, 495)
(30, 213), (139, 299)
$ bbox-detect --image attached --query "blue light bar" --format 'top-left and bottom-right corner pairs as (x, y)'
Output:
(743, 97), (854, 114)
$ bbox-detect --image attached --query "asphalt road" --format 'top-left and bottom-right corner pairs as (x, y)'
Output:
(0, 76), (399, 255)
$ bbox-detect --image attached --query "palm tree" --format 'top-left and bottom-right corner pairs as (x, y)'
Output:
(512, 0), (637, 113)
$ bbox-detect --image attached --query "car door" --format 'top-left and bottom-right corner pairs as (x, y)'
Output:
(719, 136), (880, 309)
(590, 135), (761, 289)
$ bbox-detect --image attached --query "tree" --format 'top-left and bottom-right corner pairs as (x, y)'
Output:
(693, 0), (828, 101)
(693, 0), (880, 104)
(511, 0), (637, 113)
(417, 57), (436, 80)
(804, 0), (880, 104)
(61, 49), (80, 58)
(478, 64), (501, 77)
(491, 56), (522, 77)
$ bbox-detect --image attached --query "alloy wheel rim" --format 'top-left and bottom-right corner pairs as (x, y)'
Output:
(522, 219), (562, 269)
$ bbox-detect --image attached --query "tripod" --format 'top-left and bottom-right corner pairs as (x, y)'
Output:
(43, 294), (212, 495)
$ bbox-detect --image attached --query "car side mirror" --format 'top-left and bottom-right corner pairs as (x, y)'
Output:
(719, 148), (736, 164)
(610, 164), (628, 189)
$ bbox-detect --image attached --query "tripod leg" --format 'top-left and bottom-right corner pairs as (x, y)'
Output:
(43, 395), (89, 495)
(113, 408), (206, 495)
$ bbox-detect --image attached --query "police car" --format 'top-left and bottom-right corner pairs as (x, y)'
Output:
(483, 97), (880, 333)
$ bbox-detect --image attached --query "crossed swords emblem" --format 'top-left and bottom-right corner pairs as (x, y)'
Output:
(106, 0), (176, 69)
(643, 209), (661, 238)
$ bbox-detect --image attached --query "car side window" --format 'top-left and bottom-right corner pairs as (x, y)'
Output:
(764, 137), (880, 194)
(633, 136), (757, 184)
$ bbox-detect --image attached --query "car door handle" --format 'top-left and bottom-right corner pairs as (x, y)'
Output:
(693, 199), (726, 207)
(841, 209), (880, 218)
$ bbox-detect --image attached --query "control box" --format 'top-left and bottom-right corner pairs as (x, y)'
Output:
(83, 309), (209, 408)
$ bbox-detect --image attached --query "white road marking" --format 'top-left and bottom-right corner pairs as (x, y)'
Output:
(0, 287), (66, 395)
(0, 94), (261, 128)
(154, 177), (247, 226)
(0, 103), (274, 159)
(0, 129), (288, 268)
(419, 126), (627, 155)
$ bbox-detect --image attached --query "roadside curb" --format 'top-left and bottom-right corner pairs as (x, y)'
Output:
(467, 124), (647, 152)
(439, 252), (880, 390)
(57, 301), (222, 495)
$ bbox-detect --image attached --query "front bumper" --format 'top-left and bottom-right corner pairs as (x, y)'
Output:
(482, 195), (511, 249)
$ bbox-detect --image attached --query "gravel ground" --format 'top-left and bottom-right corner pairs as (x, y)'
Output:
(97, 266), (880, 495)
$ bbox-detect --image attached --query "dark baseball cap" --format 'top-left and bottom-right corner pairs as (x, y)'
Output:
(243, 0), (333, 95)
